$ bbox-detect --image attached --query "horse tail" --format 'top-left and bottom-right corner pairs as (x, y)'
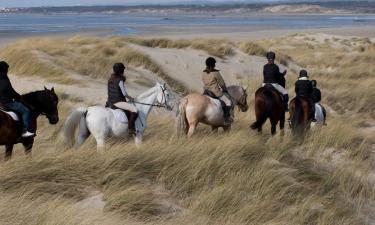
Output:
(291, 97), (303, 135)
(250, 91), (272, 130)
(63, 107), (88, 147)
(176, 97), (188, 137)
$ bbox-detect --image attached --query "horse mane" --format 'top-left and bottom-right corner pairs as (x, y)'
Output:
(136, 84), (159, 100)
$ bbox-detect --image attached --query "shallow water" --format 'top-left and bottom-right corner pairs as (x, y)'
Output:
(0, 13), (375, 36)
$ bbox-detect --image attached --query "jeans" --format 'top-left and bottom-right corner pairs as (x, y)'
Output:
(4, 101), (31, 132)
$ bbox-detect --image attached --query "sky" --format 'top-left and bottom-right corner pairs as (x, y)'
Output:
(0, 0), (279, 8)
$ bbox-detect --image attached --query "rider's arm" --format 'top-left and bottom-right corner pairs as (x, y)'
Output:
(216, 72), (228, 92)
(7, 79), (21, 101)
(119, 80), (134, 102)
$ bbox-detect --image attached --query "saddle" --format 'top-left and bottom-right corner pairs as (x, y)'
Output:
(203, 90), (226, 109)
(105, 102), (131, 123)
(0, 105), (20, 121)
(263, 84), (284, 101)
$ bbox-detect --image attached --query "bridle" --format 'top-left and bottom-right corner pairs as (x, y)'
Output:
(131, 85), (170, 109)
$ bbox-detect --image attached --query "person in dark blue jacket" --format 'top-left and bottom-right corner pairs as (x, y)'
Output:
(0, 61), (34, 137)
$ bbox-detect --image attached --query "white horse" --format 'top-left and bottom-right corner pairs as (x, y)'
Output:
(63, 83), (172, 150)
(311, 103), (326, 127)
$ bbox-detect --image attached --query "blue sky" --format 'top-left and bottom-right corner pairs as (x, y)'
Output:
(1, 0), (278, 8)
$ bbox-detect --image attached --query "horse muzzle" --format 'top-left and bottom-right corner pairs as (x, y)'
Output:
(48, 115), (59, 124)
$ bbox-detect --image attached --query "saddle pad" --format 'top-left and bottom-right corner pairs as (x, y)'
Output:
(0, 109), (19, 121)
(112, 109), (128, 124)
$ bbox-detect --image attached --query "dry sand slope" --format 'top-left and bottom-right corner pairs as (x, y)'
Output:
(0, 34), (374, 225)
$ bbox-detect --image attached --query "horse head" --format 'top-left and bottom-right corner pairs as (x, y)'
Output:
(156, 82), (173, 111)
(228, 85), (248, 112)
(27, 87), (59, 124)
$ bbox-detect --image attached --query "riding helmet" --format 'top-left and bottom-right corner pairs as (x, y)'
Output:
(0, 61), (9, 73)
(113, 62), (125, 75)
(266, 51), (276, 60)
(311, 80), (317, 87)
(205, 57), (216, 67)
(299, 70), (309, 78)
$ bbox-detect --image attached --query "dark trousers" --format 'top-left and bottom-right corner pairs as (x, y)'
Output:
(4, 101), (31, 132)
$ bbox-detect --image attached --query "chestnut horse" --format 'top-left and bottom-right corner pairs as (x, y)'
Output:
(250, 85), (285, 135)
(176, 85), (248, 137)
(0, 87), (59, 160)
(289, 96), (314, 137)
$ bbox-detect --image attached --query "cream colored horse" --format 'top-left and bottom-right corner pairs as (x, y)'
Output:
(176, 86), (248, 137)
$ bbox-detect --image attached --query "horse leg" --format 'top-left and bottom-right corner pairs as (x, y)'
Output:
(280, 115), (285, 137)
(270, 119), (277, 136)
(135, 134), (142, 148)
(223, 126), (231, 133)
(23, 139), (34, 158)
(187, 121), (198, 138)
(211, 126), (219, 133)
(5, 145), (14, 161)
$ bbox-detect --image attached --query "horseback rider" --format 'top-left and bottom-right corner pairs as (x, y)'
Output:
(202, 57), (233, 125)
(295, 70), (316, 122)
(262, 51), (289, 111)
(0, 61), (35, 138)
(106, 62), (138, 135)
(311, 80), (326, 124)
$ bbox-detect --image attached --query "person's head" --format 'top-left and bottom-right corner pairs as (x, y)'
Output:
(266, 51), (276, 63)
(0, 61), (9, 75)
(205, 57), (216, 69)
(311, 80), (317, 87)
(299, 70), (309, 78)
(113, 62), (125, 75)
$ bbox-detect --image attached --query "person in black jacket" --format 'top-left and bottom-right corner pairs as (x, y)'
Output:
(295, 70), (316, 122)
(0, 61), (35, 137)
(311, 80), (326, 124)
(106, 63), (138, 135)
(262, 51), (289, 111)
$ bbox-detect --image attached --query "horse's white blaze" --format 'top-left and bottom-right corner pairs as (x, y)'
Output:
(63, 83), (171, 150)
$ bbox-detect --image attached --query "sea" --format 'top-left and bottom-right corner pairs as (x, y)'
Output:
(0, 13), (375, 36)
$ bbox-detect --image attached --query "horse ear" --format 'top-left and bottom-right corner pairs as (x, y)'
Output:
(163, 83), (166, 88)
(51, 87), (55, 93)
(244, 85), (249, 91)
(44, 86), (48, 90)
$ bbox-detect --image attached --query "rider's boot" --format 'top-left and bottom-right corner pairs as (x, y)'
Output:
(223, 106), (233, 126)
(22, 130), (35, 138)
(128, 112), (138, 136)
(311, 103), (317, 123)
(283, 94), (289, 112)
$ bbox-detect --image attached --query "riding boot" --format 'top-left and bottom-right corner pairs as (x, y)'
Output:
(128, 112), (138, 136)
(223, 106), (233, 125)
(283, 94), (289, 112)
(311, 102), (317, 122)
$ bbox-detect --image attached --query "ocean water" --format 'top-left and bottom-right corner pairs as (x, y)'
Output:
(0, 13), (375, 35)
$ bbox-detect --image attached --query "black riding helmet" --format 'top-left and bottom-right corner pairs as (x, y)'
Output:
(0, 61), (9, 74)
(113, 62), (125, 75)
(299, 70), (309, 78)
(205, 57), (216, 67)
(311, 80), (317, 87)
(266, 51), (276, 60)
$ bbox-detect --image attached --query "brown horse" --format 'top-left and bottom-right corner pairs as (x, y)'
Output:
(250, 85), (285, 135)
(289, 96), (314, 136)
(0, 87), (59, 160)
(176, 85), (248, 137)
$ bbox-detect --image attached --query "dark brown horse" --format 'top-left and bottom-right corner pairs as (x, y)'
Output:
(250, 85), (285, 135)
(0, 87), (59, 160)
(289, 96), (313, 137)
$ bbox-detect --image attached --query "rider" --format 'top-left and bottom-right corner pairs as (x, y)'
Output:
(202, 57), (233, 125)
(0, 61), (35, 137)
(262, 51), (289, 111)
(106, 62), (138, 135)
(311, 80), (326, 124)
(295, 70), (316, 122)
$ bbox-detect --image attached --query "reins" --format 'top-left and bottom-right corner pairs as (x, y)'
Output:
(131, 85), (169, 108)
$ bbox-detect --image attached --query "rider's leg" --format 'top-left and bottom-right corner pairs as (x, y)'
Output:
(220, 95), (233, 125)
(5, 101), (34, 137)
(271, 83), (289, 112)
(320, 103), (327, 125)
(311, 100), (317, 122)
(114, 102), (138, 135)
